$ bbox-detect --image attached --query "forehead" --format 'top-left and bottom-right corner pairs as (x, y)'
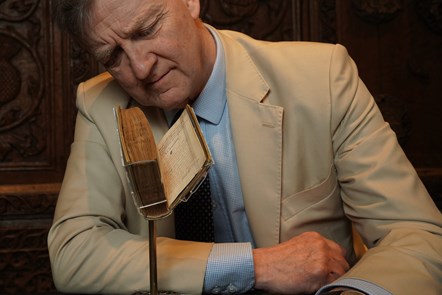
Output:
(92, 0), (163, 26)
(86, 0), (164, 41)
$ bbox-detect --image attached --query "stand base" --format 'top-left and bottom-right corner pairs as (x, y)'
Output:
(132, 292), (178, 295)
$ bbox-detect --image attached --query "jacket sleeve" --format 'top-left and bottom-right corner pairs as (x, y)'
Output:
(330, 44), (442, 294)
(47, 74), (213, 294)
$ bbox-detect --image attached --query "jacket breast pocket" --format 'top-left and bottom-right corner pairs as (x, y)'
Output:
(281, 165), (341, 221)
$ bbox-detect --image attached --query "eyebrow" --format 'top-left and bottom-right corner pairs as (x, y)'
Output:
(94, 46), (113, 64)
(122, 4), (165, 38)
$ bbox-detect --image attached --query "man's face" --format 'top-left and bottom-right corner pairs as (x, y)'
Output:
(87, 0), (214, 109)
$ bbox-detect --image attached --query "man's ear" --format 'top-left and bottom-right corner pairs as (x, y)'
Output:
(182, 0), (200, 19)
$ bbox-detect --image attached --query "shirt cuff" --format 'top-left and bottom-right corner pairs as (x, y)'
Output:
(203, 242), (255, 294)
(315, 278), (393, 295)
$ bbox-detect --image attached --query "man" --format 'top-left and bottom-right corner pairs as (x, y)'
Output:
(48, 0), (442, 294)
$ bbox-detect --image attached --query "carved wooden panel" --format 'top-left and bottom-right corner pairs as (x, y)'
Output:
(0, 183), (59, 293)
(0, 0), (99, 293)
(199, 0), (338, 42)
(0, 0), (99, 186)
(200, 0), (299, 40)
(0, 0), (51, 174)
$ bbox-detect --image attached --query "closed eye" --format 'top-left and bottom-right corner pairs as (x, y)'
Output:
(132, 10), (166, 40)
(103, 46), (123, 69)
(134, 26), (155, 39)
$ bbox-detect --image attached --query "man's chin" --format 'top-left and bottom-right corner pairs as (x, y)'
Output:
(132, 96), (191, 110)
(164, 100), (191, 110)
(157, 94), (194, 110)
(130, 87), (195, 109)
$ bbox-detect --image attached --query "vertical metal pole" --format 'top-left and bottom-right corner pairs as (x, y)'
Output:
(148, 220), (158, 295)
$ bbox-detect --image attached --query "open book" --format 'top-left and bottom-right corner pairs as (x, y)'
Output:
(114, 105), (213, 220)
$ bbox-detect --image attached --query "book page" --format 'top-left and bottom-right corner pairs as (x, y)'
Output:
(157, 110), (207, 206)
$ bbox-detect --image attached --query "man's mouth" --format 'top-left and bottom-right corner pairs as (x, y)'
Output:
(149, 69), (171, 85)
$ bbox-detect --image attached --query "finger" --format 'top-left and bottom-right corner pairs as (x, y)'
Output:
(325, 252), (350, 283)
(322, 238), (350, 271)
(333, 251), (350, 270)
(327, 271), (342, 283)
(330, 256), (349, 277)
(324, 237), (347, 257)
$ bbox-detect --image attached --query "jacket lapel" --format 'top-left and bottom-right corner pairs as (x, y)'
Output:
(220, 30), (283, 247)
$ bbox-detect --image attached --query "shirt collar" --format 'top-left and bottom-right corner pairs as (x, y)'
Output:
(166, 27), (226, 126)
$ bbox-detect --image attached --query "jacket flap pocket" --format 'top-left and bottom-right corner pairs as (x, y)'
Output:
(282, 165), (338, 220)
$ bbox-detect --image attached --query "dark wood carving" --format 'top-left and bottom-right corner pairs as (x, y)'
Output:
(0, 185), (59, 293)
(415, 0), (442, 34)
(351, 0), (403, 23)
(0, 1), (46, 165)
(0, 227), (55, 293)
(200, 0), (339, 43)
(0, 0), (100, 183)
(317, 0), (338, 43)
(0, 192), (57, 217)
(0, 0), (98, 293)
(200, 0), (299, 41)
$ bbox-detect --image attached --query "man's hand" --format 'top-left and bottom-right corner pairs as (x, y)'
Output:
(253, 231), (350, 294)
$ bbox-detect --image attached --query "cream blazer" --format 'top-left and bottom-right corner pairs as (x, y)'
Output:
(48, 29), (442, 294)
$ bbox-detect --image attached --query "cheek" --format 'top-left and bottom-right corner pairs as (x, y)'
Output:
(109, 70), (149, 104)
(109, 64), (138, 89)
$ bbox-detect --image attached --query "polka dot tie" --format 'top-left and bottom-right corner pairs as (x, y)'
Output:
(174, 176), (215, 242)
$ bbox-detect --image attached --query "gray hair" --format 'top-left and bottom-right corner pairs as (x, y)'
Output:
(53, 0), (94, 47)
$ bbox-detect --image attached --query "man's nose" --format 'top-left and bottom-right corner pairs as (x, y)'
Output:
(127, 45), (157, 81)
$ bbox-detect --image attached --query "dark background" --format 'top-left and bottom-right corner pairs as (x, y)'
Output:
(1, 0), (441, 293)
